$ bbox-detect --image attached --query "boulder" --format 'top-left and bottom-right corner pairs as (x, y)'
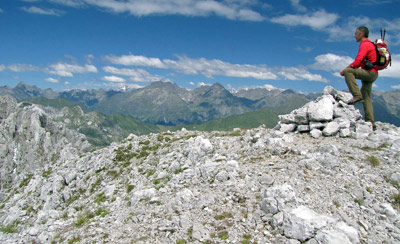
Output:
(282, 206), (335, 242)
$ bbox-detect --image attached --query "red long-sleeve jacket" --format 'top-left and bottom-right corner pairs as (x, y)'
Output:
(349, 38), (378, 73)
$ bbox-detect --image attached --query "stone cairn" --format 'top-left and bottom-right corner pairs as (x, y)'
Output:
(275, 86), (373, 138)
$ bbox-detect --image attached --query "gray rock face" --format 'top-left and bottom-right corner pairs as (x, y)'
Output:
(1, 90), (400, 244)
(0, 96), (90, 189)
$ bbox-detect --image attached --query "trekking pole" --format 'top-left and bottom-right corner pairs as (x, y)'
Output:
(383, 28), (386, 40)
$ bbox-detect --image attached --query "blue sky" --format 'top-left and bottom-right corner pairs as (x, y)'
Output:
(1, 0), (400, 93)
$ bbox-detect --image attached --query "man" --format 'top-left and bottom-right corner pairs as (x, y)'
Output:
(340, 26), (378, 130)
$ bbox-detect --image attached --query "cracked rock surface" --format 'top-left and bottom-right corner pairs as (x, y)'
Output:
(1, 89), (400, 243)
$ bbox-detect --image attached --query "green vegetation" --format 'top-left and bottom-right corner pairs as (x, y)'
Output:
(94, 192), (106, 204)
(67, 236), (81, 244)
(19, 173), (34, 188)
(218, 231), (229, 240)
(0, 221), (19, 233)
(42, 168), (52, 178)
(354, 198), (364, 206)
(126, 184), (135, 193)
(74, 208), (108, 227)
(367, 155), (380, 167)
(241, 234), (252, 244)
(176, 240), (187, 244)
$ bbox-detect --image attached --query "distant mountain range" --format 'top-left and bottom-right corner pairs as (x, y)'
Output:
(2, 81), (400, 144)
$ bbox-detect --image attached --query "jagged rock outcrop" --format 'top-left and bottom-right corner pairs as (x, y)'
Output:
(0, 95), (90, 190)
(276, 86), (375, 139)
(1, 89), (400, 243)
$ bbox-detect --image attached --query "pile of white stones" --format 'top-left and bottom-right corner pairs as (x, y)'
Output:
(276, 86), (373, 139)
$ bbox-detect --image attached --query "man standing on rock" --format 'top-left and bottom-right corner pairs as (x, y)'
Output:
(340, 26), (378, 130)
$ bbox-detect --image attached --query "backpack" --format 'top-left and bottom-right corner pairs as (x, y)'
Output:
(372, 28), (391, 70)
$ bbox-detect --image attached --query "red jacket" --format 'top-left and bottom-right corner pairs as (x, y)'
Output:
(349, 38), (378, 73)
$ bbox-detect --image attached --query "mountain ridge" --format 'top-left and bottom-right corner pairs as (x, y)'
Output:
(1, 82), (400, 127)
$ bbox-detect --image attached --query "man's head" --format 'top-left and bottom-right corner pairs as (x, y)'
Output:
(355, 26), (369, 42)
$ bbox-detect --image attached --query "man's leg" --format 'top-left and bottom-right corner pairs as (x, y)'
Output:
(343, 68), (362, 98)
(361, 73), (378, 124)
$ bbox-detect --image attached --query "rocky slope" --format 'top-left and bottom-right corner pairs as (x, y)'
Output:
(1, 88), (400, 243)
(0, 95), (90, 190)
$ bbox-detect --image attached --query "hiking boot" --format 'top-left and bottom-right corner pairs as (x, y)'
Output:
(348, 97), (364, 105)
(372, 124), (377, 131)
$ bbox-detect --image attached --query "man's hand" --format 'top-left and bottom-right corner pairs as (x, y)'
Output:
(340, 69), (344, 76)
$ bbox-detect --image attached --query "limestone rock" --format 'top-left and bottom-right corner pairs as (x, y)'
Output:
(282, 206), (335, 242)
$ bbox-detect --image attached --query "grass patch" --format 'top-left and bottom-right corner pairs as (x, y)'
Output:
(0, 221), (19, 233)
(218, 231), (229, 240)
(354, 198), (364, 206)
(361, 143), (389, 151)
(42, 168), (52, 178)
(68, 236), (81, 244)
(94, 192), (106, 204)
(90, 177), (102, 193)
(214, 212), (233, 221)
(145, 169), (156, 178)
(19, 173), (34, 188)
(367, 155), (380, 167)
(176, 240), (187, 244)
(126, 184), (135, 193)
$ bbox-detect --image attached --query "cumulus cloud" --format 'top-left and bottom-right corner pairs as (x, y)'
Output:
(48, 0), (85, 7)
(270, 10), (339, 30)
(380, 54), (400, 78)
(106, 54), (329, 82)
(310, 53), (400, 79)
(46, 63), (98, 77)
(21, 6), (64, 16)
(198, 82), (212, 87)
(103, 66), (162, 82)
(101, 75), (126, 82)
(45, 77), (59, 83)
(290, 0), (307, 12)
(310, 53), (354, 72)
(7, 64), (41, 72)
(235, 83), (282, 92)
(42, 0), (264, 21)
(105, 55), (166, 68)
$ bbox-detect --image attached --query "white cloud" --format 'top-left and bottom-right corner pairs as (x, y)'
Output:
(310, 53), (354, 72)
(51, 0), (264, 21)
(105, 55), (166, 68)
(236, 84), (282, 92)
(311, 53), (400, 79)
(270, 10), (339, 30)
(101, 75), (126, 82)
(46, 63), (98, 77)
(324, 16), (400, 44)
(0, 64), (5, 71)
(48, 0), (84, 7)
(277, 67), (329, 83)
(189, 82), (195, 86)
(0, 8), (3, 13)
(198, 82), (212, 87)
(45, 77), (59, 83)
(380, 54), (400, 78)
(106, 54), (329, 82)
(7, 64), (41, 72)
(391, 84), (400, 89)
(103, 66), (162, 82)
(21, 6), (64, 16)
(290, 0), (307, 12)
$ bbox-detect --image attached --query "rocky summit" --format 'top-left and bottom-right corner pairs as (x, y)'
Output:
(1, 87), (400, 244)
